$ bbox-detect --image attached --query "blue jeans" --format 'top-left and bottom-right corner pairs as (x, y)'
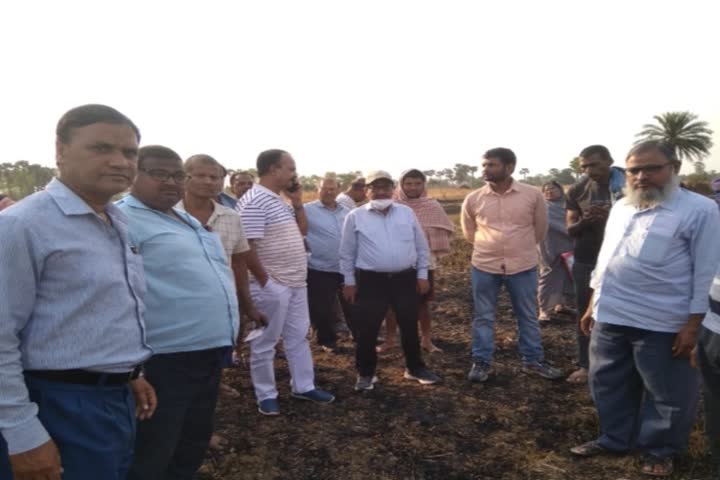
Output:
(470, 267), (544, 364)
(0, 376), (136, 480)
(589, 322), (700, 458)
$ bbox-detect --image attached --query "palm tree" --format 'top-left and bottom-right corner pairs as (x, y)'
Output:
(635, 111), (714, 163)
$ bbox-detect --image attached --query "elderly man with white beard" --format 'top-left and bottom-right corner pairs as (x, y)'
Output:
(570, 141), (720, 478)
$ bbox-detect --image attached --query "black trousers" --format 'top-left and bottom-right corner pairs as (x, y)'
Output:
(127, 347), (226, 480)
(307, 269), (354, 345)
(572, 261), (594, 369)
(352, 269), (425, 377)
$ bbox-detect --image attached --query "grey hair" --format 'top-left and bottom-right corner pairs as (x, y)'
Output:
(626, 140), (679, 164)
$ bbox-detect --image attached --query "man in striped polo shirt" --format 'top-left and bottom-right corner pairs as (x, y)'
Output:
(236, 149), (334, 415)
(697, 268), (720, 477)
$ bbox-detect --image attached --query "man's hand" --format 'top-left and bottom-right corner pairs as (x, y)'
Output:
(672, 324), (699, 359)
(343, 285), (357, 304)
(285, 188), (303, 208)
(9, 439), (62, 480)
(416, 279), (430, 295)
(586, 205), (610, 224)
(579, 312), (595, 337)
(246, 306), (268, 328)
(130, 377), (157, 420)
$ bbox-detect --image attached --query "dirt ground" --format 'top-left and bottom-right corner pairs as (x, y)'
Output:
(201, 225), (714, 480)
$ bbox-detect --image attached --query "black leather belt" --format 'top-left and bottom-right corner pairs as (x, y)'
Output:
(357, 268), (415, 279)
(25, 365), (143, 386)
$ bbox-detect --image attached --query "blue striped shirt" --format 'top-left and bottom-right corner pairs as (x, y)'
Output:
(0, 179), (152, 454)
(339, 203), (430, 286)
(305, 200), (350, 273)
(116, 195), (240, 353)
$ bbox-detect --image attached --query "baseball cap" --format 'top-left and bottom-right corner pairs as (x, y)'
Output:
(366, 170), (393, 185)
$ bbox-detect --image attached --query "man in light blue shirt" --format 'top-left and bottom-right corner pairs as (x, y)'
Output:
(571, 141), (720, 477)
(340, 170), (439, 391)
(0, 104), (155, 480)
(305, 177), (352, 351)
(116, 145), (240, 480)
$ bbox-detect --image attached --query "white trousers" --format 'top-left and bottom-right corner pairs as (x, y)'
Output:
(249, 279), (316, 401)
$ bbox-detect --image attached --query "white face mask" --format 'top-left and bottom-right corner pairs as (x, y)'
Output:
(370, 198), (393, 210)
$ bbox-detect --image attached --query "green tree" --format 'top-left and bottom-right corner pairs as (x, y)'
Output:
(0, 161), (56, 199)
(453, 163), (473, 185)
(635, 111), (714, 163)
(337, 170), (363, 189)
(519, 167), (529, 180)
(569, 157), (582, 177)
(422, 169), (436, 180)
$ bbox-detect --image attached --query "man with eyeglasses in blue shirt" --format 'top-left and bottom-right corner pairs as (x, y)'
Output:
(117, 145), (240, 480)
(571, 141), (720, 478)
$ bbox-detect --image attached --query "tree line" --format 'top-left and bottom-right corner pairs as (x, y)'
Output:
(1, 111), (716, 199)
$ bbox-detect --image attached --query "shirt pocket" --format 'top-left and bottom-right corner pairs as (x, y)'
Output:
(638, 213), (681, 264)
(396, 222), (415, 241)
(200, 230), (230, 266)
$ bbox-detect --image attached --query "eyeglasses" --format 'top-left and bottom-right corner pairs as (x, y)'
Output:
(626, 163), (671, 176)
(139, 168), (187, 183)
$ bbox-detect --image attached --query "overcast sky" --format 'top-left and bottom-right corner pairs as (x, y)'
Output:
(1, 0), (718, 179)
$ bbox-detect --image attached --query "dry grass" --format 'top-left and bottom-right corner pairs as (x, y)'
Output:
(202, 205), (713, 480)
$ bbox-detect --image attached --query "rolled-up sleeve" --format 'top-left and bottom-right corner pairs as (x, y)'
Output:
(339, 212), (358, 286)
(689, 205), (720, 313)
(0, 216), (51, 454)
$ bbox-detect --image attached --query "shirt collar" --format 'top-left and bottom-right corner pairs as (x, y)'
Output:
(254, 183), (282, 199)
(46, 178), (101, 216)
(480, 178), (519, 195)
(121, 194), (202, 229)
(47, 178), (128, 224)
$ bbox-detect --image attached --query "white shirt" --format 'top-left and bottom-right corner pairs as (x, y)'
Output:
(336, 192), (357, 211)
(590, 188), (720, 332)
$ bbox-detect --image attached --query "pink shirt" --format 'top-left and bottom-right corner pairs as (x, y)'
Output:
(461, 180), (548, 275)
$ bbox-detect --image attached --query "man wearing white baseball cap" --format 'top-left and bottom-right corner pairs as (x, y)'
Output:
(339, 170), (440, 391)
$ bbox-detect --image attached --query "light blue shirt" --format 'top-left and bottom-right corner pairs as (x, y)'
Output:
(591, 188), (720, 332)
(339, 202), (430, 286)
(116, 195), (239, 354)
(305, 200), (350, 273)
(0, 179), (152, 454)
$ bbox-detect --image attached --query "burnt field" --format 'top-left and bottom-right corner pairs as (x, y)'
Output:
(201, 228), (714, 480)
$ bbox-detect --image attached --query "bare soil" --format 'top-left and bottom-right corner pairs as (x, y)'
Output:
(201, 225), (713, 480)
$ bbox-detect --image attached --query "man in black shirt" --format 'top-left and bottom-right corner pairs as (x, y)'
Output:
(565, 145), (625, 383)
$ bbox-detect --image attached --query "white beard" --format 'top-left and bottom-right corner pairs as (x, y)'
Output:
(623, 174), (680, 209)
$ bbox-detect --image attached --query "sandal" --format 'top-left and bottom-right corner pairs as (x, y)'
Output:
(641, 455), (673, 477)
(570, 440), (609, 457)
